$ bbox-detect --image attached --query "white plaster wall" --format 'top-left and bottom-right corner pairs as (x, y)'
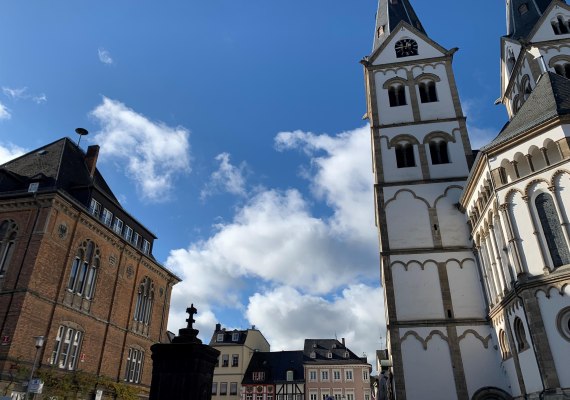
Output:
(385, 189), (433, 249)
(509, 191), (544, 276)
(537, 287), (570, 387)
(372, 29), (445, 66)
(400, 328), (457, 400)
(374, 69), (415, 126)
(447, 259), (487, 319)
(392, 260), (444, 320)
(457, 326), (511, 398)
(384, 180), (466, 208)
(436, 187), (471, 247)
(380, 120), (461, 145)
(508, 308), (542, 393)
(491, 320), (522, 397)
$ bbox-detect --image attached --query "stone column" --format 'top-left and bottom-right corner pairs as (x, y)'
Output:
(149, 305), (220, 400)
(499, 204), (525, 276)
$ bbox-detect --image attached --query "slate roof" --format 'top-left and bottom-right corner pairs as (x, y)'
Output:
(303, 339), (368, 365)
(482, 72), (570, 151)
(0, 137), (118, 203)
(242, 351), (305, 385)
(507, 0), (559, 40)
(209, 328), (249, 346)
(373, 0), (426, 50)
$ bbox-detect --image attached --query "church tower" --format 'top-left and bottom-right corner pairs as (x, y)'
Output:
(362, 1), (510, 399)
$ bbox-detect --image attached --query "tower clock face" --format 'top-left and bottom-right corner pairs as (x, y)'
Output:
(395, 39), (418, 58)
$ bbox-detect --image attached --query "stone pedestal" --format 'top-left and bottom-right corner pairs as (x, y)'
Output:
(149, 305), (220, 400)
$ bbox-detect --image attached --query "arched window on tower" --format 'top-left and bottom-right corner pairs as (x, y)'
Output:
(499, 330), (511, 360)
(513, 317), (529, 352)
(419, 79), (438, 103)
(395, 142), (415, 168)
(552, 15), (570, 35)
(429, 140), (450, 165)
(553, 62), (570, 78)
(507, 49), (516, 75)
(0, 220), (17, 277)
(535, 193), (570, 268)
(388, 84), (407, 107)
(522, 77), (532, 101)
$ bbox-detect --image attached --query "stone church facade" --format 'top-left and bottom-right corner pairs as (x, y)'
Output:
(363, 1), (570, 399)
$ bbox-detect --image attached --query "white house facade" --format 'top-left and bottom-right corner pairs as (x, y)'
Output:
(363, 1), (570, 399)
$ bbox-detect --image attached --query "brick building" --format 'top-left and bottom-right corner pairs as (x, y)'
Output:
(0, 137), (180, 398)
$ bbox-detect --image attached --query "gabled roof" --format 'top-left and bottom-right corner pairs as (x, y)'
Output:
(483, 72), (570, 151)
(242, 351), (305, 385)
(506, 0), (561, 40)
(303, 339), (368, 365)
(373, 0), (426, 51)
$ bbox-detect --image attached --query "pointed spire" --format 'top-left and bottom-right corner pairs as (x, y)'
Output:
(506, 0), (562, 39)
(373, 0), (426, 51)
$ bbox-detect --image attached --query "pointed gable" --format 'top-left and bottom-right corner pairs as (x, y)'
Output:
(528, 0), (570, 41)
(507, 0), (563, 40)
(373, 0), (426, 51)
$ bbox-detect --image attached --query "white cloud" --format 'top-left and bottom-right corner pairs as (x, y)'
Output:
(201, 152), (248, 199)
(0, 103), (10, 120)
(167, 125), (382, 363)
(90, 97), (191, 202)
(462, 98), (498, 149)
(246, 285), (384, 363)
(2, 87), (27, 100)
(2, 87), (47, 105)
(0, 142), (26, 164)
(98, 48), (114, 65)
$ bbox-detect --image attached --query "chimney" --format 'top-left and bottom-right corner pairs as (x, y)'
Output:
(215, 323), (221, 332)
(85, 145), (100, 178)
(342, 338), (345, 347)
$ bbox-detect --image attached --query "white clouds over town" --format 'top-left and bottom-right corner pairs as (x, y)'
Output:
(167, 125), (382, 363)
(0, 103), (10, 120)
(90, 97), (191, 202)
(201, 152), (248, 199)
(2, 87), (47, 104)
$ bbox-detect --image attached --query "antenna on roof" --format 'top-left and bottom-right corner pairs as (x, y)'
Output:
(75, 128), (89, 147)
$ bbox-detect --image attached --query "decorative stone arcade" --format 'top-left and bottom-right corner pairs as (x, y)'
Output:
(149, 305), (220, 400)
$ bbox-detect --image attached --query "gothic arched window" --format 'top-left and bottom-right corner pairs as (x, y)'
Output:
(507, 49), (516, 75)
(513, 317), (529, 352)
(395, 142), (415, 168)
(49, 324), (84, 371)
(429, 140), (450, 165)
(419, 80), (438, 103)
(0, 220), (18, 276)
(535, 193), (570, 268)
(134, 276), (155, 326)
(388, 84), (407, 107)
(499, 330), (511, 360)
(67, 240), (100, 299)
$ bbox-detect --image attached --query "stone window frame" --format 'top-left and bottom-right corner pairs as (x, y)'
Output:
(549, 55), (570, 78)
(230, 382), (238, 395)
(222, 353), (229, 367)
(133, 276), (155, 336)
(0, 219), (18, 277)
(212, 382), (218, 395)
(513, 317), (529, 352)
(498, 329), (511, 360)
(556, 306), (570, 342)
(383, 77), (408, 108)
(332, 369), (341, 382)
(390, 134), (420, 169)
(534, 191), (570, 268)
(124, 345), (145, 383)
(551, 14), (570, 35)
(232, 354), (239, 367)
(415, 73), (441, 104)
(49, 322), (84, 371)
(66, 240), (100, 301)
(424, 131), (454, 165)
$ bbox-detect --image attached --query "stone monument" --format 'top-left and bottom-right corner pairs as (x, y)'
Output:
(149, 304), (220, 400)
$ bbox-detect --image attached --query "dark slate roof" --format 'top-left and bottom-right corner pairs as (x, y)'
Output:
(507, 0), (559, 40)
(209, 328), (249, 346)
(483, 72), (570, 151)
(373, 0), (426, 50)
(0, 137), (118, 203)
(242, 351), (305, 385)
(303, 339), (368, 365)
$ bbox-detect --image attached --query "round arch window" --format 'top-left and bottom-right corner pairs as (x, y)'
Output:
(557, 307), (570, 342)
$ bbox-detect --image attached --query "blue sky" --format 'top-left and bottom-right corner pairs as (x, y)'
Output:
(1, 1), (507, 365)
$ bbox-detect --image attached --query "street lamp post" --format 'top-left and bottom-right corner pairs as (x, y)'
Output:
(25, 336), (44, 400)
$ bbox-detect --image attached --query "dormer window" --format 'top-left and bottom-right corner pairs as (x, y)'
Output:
(507, 49), (516, 75)
(142, 239), (151, 255)
(327, 352), (333, 359)
(518, 3), (528, 15)
(310, 351), (316, 359)
(344, 351), (350, 358)
(253, 371), (265, 381)
(232, 332), (240, 342)
(217, 333), (224, 342)
(286, 370), (294, 381)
